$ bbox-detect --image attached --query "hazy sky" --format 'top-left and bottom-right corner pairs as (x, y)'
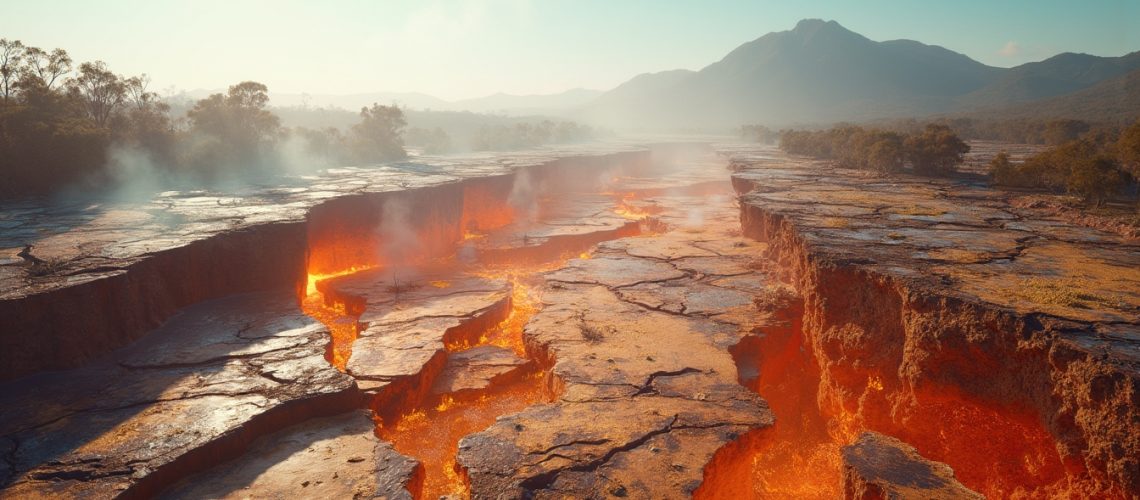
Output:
(2, 0), (1137, 101)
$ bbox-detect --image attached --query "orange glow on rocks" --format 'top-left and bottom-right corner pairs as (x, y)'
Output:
(718, 296), (1102, 499)
(301, 266), (374, 370)
(378, 370), (552, 499)
(304, 266), (375, 297)
(375, 275), (556, 499)
(714, 303), (847, 500)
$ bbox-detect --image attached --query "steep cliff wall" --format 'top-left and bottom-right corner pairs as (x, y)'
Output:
(0, 222), (307, 380)
(734, 165), (1139, 497)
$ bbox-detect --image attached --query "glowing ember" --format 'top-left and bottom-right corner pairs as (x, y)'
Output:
(301, 266), (374, 370)
(304, 266), (374, 297)
(482, 276), (537, 356)
(301, 295), (359, 370)
(378, 371), (550, 499)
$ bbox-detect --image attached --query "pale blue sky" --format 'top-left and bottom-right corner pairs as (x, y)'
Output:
(2, 0), (1137, 100)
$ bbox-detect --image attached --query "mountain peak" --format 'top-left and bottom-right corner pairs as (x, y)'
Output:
(792, 18), (844, 35)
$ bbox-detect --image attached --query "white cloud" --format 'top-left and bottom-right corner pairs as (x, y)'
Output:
(997, 41), (1022, 58)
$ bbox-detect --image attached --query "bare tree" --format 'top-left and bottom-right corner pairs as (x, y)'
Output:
(0, 39), (25, 101)
(124, 74), (158, 110)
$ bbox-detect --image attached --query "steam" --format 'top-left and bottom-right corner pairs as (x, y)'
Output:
(508, 169), (539, 225)
(685, 207), (705, 228)
(379, 197), (422, 268)
(275, 133), (335, 175)
(103, 146), (167, 203)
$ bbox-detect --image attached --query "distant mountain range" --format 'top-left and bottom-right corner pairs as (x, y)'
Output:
(170, 19), (1137, 130)
(576, 19), (1140, 129)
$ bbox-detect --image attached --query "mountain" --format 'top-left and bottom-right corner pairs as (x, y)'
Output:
(579, 19), (1140, 129)
(966, 67), (1140, 122)
(959, 51), (1140, 109)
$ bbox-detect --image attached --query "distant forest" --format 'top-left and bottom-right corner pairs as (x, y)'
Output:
(0, 39), (601, 199)
(750, 117), (1140, 207)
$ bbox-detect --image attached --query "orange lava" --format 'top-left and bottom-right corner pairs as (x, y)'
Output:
(610, 191), (663, 221)
(304, 266), (374, 296)
(377, 275), (552, 499)
(729, 310), (846, 499)
(301, 294), (359, 370)
(378, 371), (550, 499)
(301, 267), (373, 370)
(719, 302), (1095, 499)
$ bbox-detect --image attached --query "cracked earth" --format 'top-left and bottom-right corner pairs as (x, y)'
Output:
(1, 143), (1136, 499)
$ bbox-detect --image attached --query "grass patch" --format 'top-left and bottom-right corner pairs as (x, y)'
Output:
(1015, 277), (1126, 310)
(893, 205), (947, 217)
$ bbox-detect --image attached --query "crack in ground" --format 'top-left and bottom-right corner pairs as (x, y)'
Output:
(633, 368), (705, 396)
(517, 414), (680, 492)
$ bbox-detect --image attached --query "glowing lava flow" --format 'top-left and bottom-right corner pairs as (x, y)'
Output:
(301, 266), (373, 370)
(610, 192), (663, 221)
(376, 274), (553, 499)
(714, 302), (1082, 499)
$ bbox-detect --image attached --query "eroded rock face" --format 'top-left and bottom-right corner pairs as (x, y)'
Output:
(727, 144), (1140, 497)
(0, 291), (358, 499)
(841, 432), (982, 500)
(161, 410), (420, 500)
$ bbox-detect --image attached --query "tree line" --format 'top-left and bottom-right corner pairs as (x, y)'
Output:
(763, 117), (1140, 207)
(778, 124), (970, 176)
(0, 39), (408, 199)
(743, 117), (1130, 147)
(990, 119), (1140, 206)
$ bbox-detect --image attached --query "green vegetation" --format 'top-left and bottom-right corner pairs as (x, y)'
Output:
(0, 39), (409, 199)
(988, 118), (1140, 207)
(779, 124), (968, 176)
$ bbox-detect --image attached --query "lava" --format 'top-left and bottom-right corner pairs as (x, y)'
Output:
(375, 274), (555, 499)
(710, 300), (846, 499)
(302, 266), (374, 370)
(718, 293), (1102, 498)
(292, 148), (1118, 499)
(295, 163), (662, 499)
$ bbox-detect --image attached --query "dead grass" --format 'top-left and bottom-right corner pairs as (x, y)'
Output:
(893, 205), (947, 217)
(574, 311), (612, 343)
(752, 285), (799, 311)
(1015, 277), (1127, 311)
(820, 217), (851, 228)
(26, 259), (66, 277)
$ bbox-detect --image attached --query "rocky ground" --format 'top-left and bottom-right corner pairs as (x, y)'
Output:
(726, 144), (1138, 498)
(0, 142), (1136, 499)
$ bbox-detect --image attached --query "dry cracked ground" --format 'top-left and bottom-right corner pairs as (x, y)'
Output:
(1, 143), (1137, 499)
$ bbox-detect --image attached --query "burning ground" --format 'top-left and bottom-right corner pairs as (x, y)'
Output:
(0, 142), (1137, 499)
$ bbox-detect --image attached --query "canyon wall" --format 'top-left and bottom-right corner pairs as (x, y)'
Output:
(0, 222), (307, 380)
(734, 170), (1139, 496)
(0, 149), (655, 381)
